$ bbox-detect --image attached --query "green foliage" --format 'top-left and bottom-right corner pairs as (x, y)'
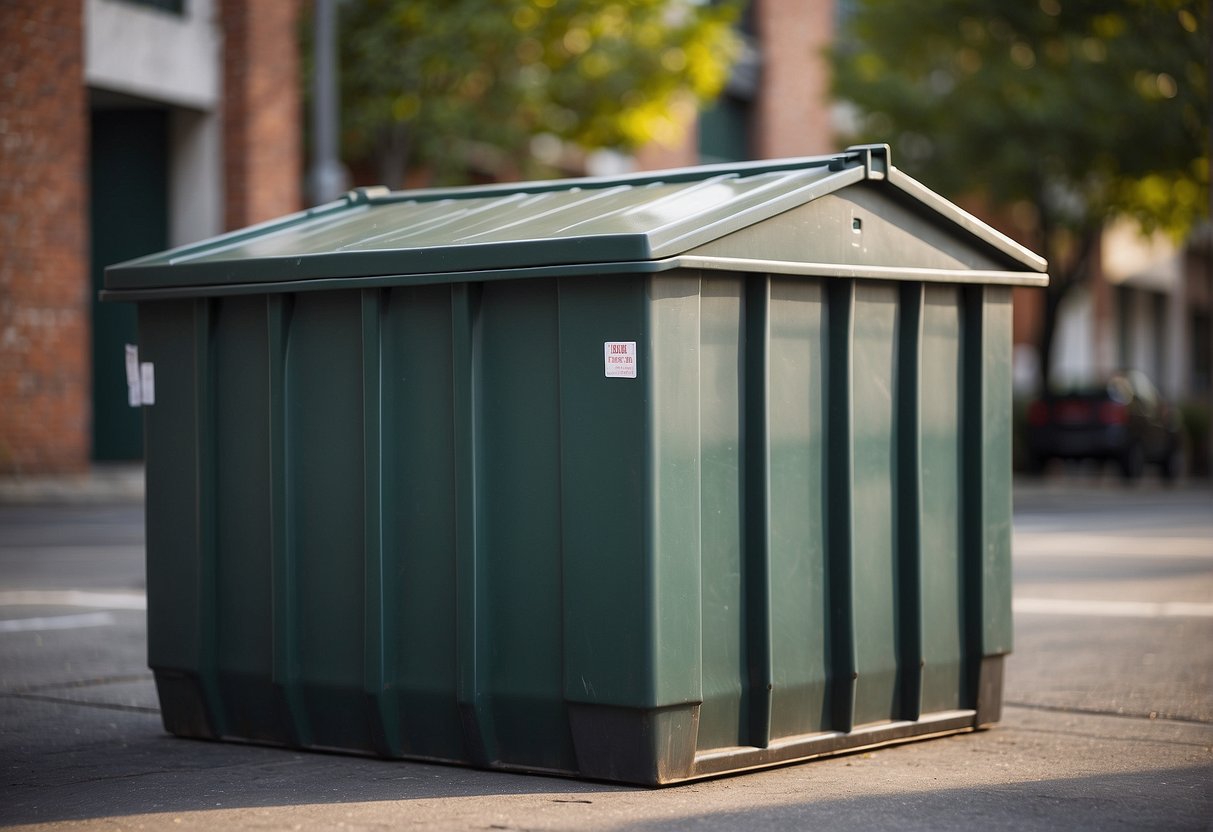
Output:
(831, 0), (1209, 241)
(334, 0), (740, 184)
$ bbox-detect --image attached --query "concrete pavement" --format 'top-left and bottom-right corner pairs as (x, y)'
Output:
(0, 476), (1210, 830)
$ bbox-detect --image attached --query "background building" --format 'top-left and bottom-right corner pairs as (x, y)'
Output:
(634, 0), (837, 170)
(1016, 226), (1212, 473)
(1019, 226), (1212, 405)
(2, 0), (1207, 476)
(0, 0), (302, 474)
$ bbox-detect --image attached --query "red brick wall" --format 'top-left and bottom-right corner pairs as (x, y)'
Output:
(753, 0), (836, 158)
(635, 0), (838, 169)
(221, 0), (303, 229)
(0, 0), (90, 474)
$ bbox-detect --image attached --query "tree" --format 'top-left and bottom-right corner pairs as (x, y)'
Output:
(830, 0), (1208, 390)
(330, 0), (740, 187)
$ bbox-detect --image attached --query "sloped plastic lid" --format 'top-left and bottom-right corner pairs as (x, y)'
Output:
(103, 146), (1046, 296)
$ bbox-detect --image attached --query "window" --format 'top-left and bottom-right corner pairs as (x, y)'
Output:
(120, 0), (184, 14)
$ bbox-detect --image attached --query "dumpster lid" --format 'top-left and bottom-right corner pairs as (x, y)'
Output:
(103, 145), (1047, 299)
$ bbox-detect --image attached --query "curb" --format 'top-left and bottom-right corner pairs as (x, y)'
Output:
(0, 464), (145, 505)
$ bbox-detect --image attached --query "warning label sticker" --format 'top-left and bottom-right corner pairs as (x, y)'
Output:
(604, 341), (637, 379)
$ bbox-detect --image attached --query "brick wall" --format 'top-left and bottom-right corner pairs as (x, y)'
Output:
(753, 0), (836, 158)
(221, 0), (304, 229)
(0, 0), (90, 474)
(635, 0), (838, 170)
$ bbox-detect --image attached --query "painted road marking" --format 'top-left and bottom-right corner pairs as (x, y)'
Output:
(1014, 597), (1213, 619)
(0, 612), (117, 633)
(0, 590), (146, 610)
(1013, 534), (1213, 559)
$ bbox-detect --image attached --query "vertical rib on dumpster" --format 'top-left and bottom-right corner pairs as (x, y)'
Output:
(742, 275), (773, 749)
(192, 298), (228, 739)
(895, 282), (924, 723)
(361, 288), (400, 756)
(267, 294), (310, 746)
(451, 282), (498, 767)
(825, 280), (856, 734)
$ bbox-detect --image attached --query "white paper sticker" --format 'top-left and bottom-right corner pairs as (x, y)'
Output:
(125, 345), (141, 407)
(604, 341), (637, 378)
(139, 362), (155, 406)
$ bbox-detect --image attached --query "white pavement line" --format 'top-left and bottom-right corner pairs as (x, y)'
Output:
(0, 590), (147, 610)
(1012, 534), (1213, 559)
(0, 612), (117, 633)
(1014, 597), (1213, 619)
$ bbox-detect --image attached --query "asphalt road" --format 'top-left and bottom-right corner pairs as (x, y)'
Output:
(0, 477), (1210, 831)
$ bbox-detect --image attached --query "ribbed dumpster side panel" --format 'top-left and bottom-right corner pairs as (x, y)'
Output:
(142, 300), (212, 739)
(963, 285), (1014, 726)
(360, 288), (394, 757)
(478, 279), (573, 771)
(848, 281), (902, 727)
(918, 285), (966, 716)
(647, 273), (705, 716)
(140, 269), (1011, 785)
(381, 284), (463, 761)
(978, 287), (1014, 660)
(763, 276), (830, 741)
(697, 274), (744, 753)
(557, 275), (669, 783)
(284, 291), (373, 751)
(212, 296), (289, 744)
(686, 274), (982, 764)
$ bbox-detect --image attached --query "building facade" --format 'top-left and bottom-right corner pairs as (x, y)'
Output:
(0, 0), (302, 474)
(4, 0), (1206, 475)
(635, 0), (1211, 475)
(635, 0), (838, 171)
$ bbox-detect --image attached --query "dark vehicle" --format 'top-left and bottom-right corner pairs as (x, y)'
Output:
(1026, 370), (1182, 480)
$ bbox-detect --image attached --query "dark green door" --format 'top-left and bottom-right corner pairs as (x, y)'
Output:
(90, 108), (169, 460)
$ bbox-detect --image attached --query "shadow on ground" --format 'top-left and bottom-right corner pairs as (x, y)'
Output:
(595, 765), (1212, 832)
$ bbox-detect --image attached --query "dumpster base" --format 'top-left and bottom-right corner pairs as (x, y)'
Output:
(568, 702), (701, 785)
(686, 709), (980, 784)
(152, 656), (1006, 787)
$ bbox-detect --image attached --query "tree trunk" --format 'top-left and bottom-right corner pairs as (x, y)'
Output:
(1036, 227), (1100, 393)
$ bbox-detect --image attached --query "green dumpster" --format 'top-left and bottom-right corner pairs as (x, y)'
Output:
(103, 145), (1047, 785)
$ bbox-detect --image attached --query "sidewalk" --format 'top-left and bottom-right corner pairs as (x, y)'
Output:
(0, 480), (1210, 830)
(0, 464), (144, 505)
